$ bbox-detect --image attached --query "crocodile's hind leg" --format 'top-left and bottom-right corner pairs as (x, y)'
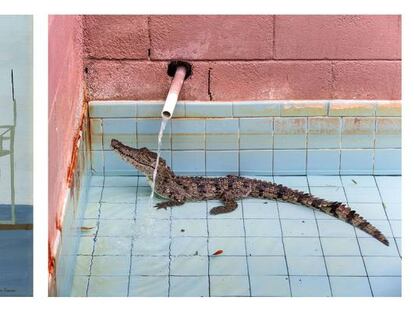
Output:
(155, 200), (184, 210)
(209, 193), (239, 215)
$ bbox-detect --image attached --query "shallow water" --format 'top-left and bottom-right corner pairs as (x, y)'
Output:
(71, 174), (401, 297)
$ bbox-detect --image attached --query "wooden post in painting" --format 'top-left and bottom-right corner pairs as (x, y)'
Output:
(10, 69), (16, 224)
(0, 70), (17, 226)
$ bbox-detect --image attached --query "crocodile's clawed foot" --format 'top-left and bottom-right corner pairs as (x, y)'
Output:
(154, 200), (185, 210)
(154, 202), (169, 210)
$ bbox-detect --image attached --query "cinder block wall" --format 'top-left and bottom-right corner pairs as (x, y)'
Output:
(83, 15), (401, 101)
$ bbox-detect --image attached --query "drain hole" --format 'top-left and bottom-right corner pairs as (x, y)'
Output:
(168, 60), (192, 80)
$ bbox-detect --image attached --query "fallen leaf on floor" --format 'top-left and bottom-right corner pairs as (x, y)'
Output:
(212, 249), (223, 256)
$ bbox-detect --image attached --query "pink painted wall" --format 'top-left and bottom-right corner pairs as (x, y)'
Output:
(84, 15), (401, 100)
(48, 15), (84, 261)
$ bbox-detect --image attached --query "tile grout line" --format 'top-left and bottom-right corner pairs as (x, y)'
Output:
(372, 106), (378, 174)
(85, 175), (105, 297)
(126, 176), (139, 296)
(167, 192), (173, 296)
(102, 119), (106, 175)
(85, 123), (106, 296)
(273, 176), (293, 297)
(96, 146), (396, 152)
(203, 118), (212, 297)
(77, 253), (399, 258)
(76, 273), (401, 278)
(240, 200), (252, 296)
(92, 116), (400, 123)
(338, 117), (343, 175)
(305, 117), (309, 175)
(204, 120), (207, 177)
(98, 118), (105, 176)
(306, 176), (333, 297)
(91, 115), (402, 120)
(373, 176), (401, 259)
(77, 234), (397, 239)
(272, 117), (275, 175)
(206, 201), (211, 297)
(135, 115), (139, 149)
(237, 118), (241, 176)
(170, 119), (174, 172)
(339, 175), (374, 297)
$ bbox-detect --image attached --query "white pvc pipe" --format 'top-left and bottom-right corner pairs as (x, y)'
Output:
(162, 66), (187, 119)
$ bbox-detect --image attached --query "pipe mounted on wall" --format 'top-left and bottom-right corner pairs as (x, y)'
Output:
(162, 61), (192, 119)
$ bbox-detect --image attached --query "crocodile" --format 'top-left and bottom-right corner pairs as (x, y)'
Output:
(111, 139), (389, 246)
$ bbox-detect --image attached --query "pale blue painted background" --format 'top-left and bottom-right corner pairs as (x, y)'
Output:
(0, 15), (33, 205)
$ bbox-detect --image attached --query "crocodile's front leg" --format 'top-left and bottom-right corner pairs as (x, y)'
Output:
(153, 179), (188, 210)
(155, 200), (185, 210)
(209, 192), (240, 215)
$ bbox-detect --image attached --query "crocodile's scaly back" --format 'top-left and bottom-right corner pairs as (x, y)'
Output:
(111, 139), (389, 246)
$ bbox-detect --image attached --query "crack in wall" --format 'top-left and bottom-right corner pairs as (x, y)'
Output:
(330, 61), (336, 98)
(147, 16), (152, 60)
(207, 67), (213, 101)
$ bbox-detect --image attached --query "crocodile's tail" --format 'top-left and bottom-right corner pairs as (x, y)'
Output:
(250, 179), (389, 246)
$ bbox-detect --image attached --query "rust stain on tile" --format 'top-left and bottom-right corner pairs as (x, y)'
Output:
(342, 117), (375, 135)
(376, 101), (401, 116)
(376, 117), (401, 135)
(308, 117), (340, 135)
(281, 101), (328, 116)
(48, 242), (55, 273)
(48, 240), (57, 296)
(66, 91), (89, 189)
(274, 117), (307, 135)
(329, 101), (375, 116)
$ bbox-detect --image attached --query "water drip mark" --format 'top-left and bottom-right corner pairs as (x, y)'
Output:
(208, 68), (213, 101)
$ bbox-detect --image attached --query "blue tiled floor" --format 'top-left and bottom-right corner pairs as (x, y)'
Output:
(70, 175), (401, 297)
